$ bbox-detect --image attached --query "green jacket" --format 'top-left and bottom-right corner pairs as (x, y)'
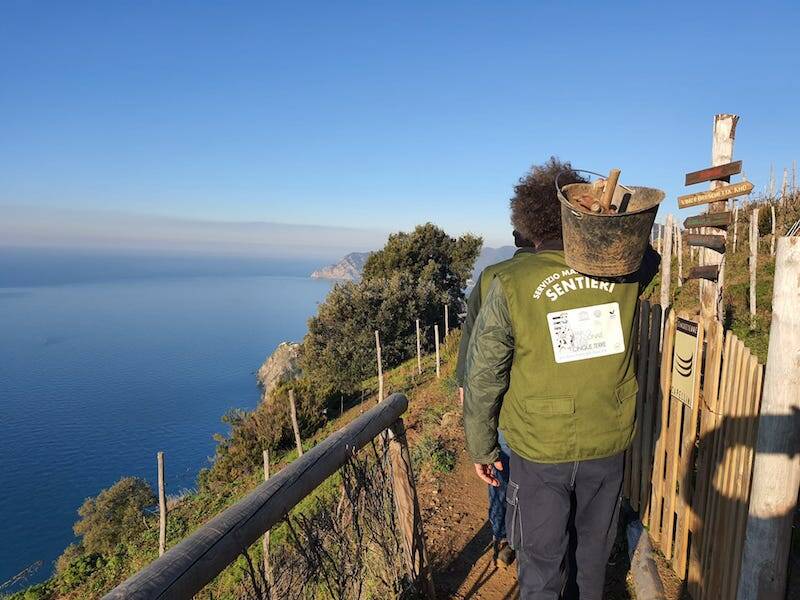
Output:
(464, 242), (658, 464)
(455, 249), (534, 387)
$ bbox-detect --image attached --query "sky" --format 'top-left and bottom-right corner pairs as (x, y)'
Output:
(1, 1), (799, 253)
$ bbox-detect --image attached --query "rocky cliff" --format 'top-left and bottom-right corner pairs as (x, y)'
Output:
(256, 342), (302, 400)
(310, 247), (517, 283)
(310, 252), (371, 281)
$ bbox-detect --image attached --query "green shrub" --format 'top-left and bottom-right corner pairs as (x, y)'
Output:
(202, 378), (323, 494)
(56, 552), (106, 593)
(6, 582), (53, 600)
(73, 477), (155, 556)
(413, 434), (456, 474)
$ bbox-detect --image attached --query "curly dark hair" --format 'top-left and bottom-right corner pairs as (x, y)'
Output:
(510, 157), (587, 244)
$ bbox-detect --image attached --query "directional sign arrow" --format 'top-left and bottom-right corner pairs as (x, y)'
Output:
(685, 234), (727, 253)
(684, 161), (742, 186)
(684, 265), (720, 282)
(683, 212), (732, 229)
(678, 181), (753, 209)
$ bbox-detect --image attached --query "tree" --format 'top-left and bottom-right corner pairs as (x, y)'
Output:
(362, 223), (481, 307)
(73, 477), (155, 556)
(303, 224), (482, 395)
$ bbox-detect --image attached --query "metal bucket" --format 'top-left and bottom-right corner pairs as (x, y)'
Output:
(557, 170), (664, 277)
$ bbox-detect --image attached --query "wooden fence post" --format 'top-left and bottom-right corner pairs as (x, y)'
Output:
(375, 330), (384, 401)
(262, 449), (273, 591)
(737, 236), (800, 600)
(676, 225), (683, 286)
(770, 203), (776, 256)
(674, 224), (679, 255)
(733, 205), (739, 253)
(157, 452), (167, 557)
(701, 113), (738, 321)
(289, 389), (303, 457)
(749, 209), (759, 330)
(781, 167), (788, 204)
(444, 304), (449, 339)
(649, 310), (675, 540)
(388, 419), (436, 599)
(416, 319), (422, 375)
(661, 215), (673, 308)
(768, 163), (775, 198)
(434, 324), (440, 379)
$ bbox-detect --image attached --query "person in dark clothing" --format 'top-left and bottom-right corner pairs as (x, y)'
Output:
(463, 158), (659, 599)
(455, 229), (535, 568)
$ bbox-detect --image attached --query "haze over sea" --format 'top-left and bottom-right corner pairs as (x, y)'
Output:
(0, 248), (333, 587)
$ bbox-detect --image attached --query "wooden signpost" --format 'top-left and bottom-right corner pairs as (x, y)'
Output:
(681, 114), (741, 320)
(684, 265), (719, 282)
(685, 233), (726, 253)
(684, 212), (732, 229)
(684, 160), (742, 186)
(678, 180), (753, 209)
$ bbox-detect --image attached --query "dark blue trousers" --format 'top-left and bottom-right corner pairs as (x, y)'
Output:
(488, 447), (510, 540)
(505, 450), (623, 600)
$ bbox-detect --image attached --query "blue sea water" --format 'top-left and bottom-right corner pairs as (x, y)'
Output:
(0, 250), (333, 589)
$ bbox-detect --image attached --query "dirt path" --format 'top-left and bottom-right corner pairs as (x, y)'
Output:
(420, 444), (519, 600)
(413, 419), (634, 600)
(397, 352), (634, 599)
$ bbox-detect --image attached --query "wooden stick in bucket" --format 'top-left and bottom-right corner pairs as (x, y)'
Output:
(600, 168), (621, 212)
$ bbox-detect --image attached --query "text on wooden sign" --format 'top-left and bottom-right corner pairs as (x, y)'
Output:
(678, 181), (753, 209)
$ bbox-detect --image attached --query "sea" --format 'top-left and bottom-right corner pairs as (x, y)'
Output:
(0, 248), (334, 590)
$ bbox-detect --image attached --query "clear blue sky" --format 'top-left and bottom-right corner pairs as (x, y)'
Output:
(2, 1), (798, 250)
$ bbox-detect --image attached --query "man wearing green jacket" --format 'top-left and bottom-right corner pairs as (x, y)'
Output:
(455, 229), (534, 569)
(464, 158), (658, 599)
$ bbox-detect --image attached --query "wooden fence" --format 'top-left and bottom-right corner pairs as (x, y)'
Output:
(102, 393), (434, 600)
(624, 301), (764, 599)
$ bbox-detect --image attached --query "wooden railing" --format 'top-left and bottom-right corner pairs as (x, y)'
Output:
(103, 393), (434, 600)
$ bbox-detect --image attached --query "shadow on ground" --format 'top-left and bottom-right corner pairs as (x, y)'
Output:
(435, 513), (635, 599)
(435, 520), (518, 599)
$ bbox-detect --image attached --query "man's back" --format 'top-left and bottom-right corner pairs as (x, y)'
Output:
(493, 249), (640, 463)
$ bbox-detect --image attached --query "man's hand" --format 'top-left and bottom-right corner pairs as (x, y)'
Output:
(458, 387), (464, 407)
(474, 460), (504, 487)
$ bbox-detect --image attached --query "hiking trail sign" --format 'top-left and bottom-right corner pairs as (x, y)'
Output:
(684, 160), (742, 186)
(670, 318), (700, 408)
(678, 180), (754, 208)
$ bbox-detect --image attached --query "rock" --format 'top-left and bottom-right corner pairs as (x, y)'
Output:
(256, 342), (302, 399)
(440, 411), (462, 430)
(310, 252), (371, 281)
